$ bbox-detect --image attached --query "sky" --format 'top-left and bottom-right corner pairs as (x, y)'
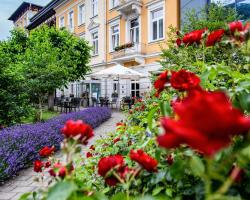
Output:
(0, 0), (51, 41)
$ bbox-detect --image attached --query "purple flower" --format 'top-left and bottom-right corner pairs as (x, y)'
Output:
(0, 107), (111, 181)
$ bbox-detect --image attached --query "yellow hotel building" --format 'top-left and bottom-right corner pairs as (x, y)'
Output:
(9, 0), (208, 101)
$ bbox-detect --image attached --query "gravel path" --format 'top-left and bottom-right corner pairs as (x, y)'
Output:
(0, 111), (125, 200)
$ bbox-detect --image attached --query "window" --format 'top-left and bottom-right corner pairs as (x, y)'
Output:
(111, 24), (119, 51)
(92, 0), (98, 17)
(68, 11), (74, 31)
(131, 81), (140, 98)
(92, 32), (98, 55)
(78, 4), (85, 25)
(59, 16), (65, 28)
(150, 8), (164, 41)
(110, 0), (119, 9)
(130, 18), (139, 43)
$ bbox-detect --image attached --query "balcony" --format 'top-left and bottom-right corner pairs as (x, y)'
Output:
(112, 42), (146, 64)
(117, 0), (142, 18)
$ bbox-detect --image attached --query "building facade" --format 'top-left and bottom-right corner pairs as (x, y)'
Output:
(8, 2), (43, 28)
(54, 0), (181, 101)
(9, 0), (208, 103)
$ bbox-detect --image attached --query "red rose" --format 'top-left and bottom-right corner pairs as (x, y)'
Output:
(129, 149), (158, 172)
(154, 71), (169, 97)
(49, 168), (56, 177)
(176, 38), (182, 47)
(98, 155), (124, 186)
(49, 163), (72, 178)
(39, 146), (55, 157)
(182, 29), (206, 45)
(206, 29), (225, 47)
(166, 155), (174, 166)
(89, 145), (95, 151)
(116, 122), (125, 127)
(157, 90), (250, 156)
(61, 120), (94, 144)
(229, 21), (244, 33)
(45, 161), (51, 168)
(33, 160), (43, 173)
(113, 137), (120, 144)
(86, 152), (93, 158)
(170, 70), (201, 91)
(58, 166), (67, 178)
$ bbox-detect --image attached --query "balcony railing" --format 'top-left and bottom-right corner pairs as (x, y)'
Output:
(112, 42), (146, 60)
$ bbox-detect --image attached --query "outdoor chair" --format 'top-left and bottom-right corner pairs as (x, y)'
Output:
(109, 97), (118, 109)
(70, 98), (81, 112)
(55, 97), (64, 112)
(91, 97), (98, 107)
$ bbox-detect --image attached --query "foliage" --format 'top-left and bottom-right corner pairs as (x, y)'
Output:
(0, 107), (111, 182)
(18, 5), (250, 200)
(0, 25), (91, 125)
(0, 29), (30, 126)
(21, 109), (60, 124)
(182, 3), (240, 32)
(22, 25), (91, 119)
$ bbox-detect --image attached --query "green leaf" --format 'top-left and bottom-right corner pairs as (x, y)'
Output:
(190, 156), (205, 177)
(147, 107), (158, 131)
(152, 186), (164, 196)
(111, 192), (127, 200)
(160, 101), (172, 117)
(18, 192), (32, 200)
(165, 188), (173, 197)
(47, 181), (77, 200)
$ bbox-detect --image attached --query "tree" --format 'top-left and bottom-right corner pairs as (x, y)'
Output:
(23, 25), (91, 120)
(182, 2), (240, 32)
(0, 29), (30, 126)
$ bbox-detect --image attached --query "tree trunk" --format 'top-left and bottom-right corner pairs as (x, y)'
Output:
(48, 90), (55, 111)
(35, 97), (43, 122)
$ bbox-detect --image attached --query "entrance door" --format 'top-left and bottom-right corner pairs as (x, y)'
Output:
(91, 83), (101, 99)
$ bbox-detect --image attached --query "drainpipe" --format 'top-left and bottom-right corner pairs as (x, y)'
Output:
(177, 0), (181, 30)
(104, 0), (107, 65)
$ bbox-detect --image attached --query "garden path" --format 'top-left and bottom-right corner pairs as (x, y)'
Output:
(0, 111), (125, 200)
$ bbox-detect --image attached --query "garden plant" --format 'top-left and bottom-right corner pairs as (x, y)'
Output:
(18, 17), (250, 200)
(0, 107), (111, 182)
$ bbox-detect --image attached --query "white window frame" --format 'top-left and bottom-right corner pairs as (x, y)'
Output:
(59, 16), (65, 28)
(131, 80), (140, 98)
(125, 14), (141, 43)
(110, 22), (120, 52)
(148, 2), (165, 43)
(92, 31), (99, 56)
(129, 17), (140, 43)
(92, 0), (98, 17)
(109, 0), (119, 9)
(78, 4), (85, 26)
(68, 10), (74, 32)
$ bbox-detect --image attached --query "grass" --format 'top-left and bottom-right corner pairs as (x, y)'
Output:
(21, 109), (60, 124)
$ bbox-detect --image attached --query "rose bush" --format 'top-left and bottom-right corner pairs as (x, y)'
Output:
(19, 19), (250, 200)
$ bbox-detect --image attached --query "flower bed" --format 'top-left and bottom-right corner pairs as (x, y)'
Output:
(0, 107), (111, 182)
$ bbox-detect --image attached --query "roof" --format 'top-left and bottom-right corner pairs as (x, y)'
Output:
(8, 1), (43, 22)
(26, 0), (62, 30)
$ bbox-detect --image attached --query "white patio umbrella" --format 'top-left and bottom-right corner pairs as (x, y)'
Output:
(91, 64), (146, 98)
